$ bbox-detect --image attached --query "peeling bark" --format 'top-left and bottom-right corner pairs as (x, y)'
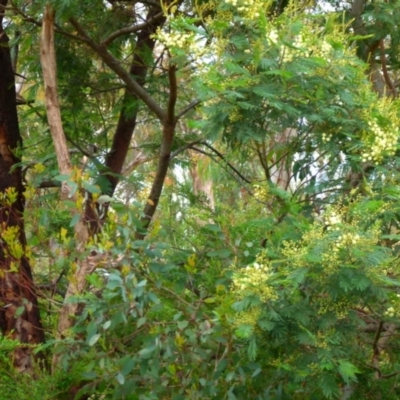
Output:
(40, 4), (93, 370)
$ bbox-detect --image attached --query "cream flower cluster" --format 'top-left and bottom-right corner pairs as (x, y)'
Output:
(324, 210), (342, 230)
(253, 184), (268, 201)
(266, 29), (278, 44)
(156, 29), (194, 50)
(322, 132), (332, 143)
(232, 256), (277, 302)
(279, 30), (333, 64)
(333, 232), (360, 251)
(384, 295), (400, 318)
(224, 0), (261, 19)
(281, 34), (306, 63)
(361, 119), (398, 163)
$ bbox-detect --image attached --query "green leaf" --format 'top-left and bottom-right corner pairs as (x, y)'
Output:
(319, 373), (340, 398)
(207, 248), (232, 258)
(247, 336), (258, 361)
(204, 297), (216, 303)
(338, 360), (360, 384)
(69, 213), (81, 227)
(82, 181), (101, 194)
(15, 306), (25, 317)
(116, 372), (125, 385)
(225, 371), (235, 382)
(97, 194), (113, 204)
(204, 224), (222, 232)
(103, 321), (111, 330)
(88, 334), (100, 347)
(120, 356), (136, 376)
(54, 174), (70, 182)
(138, 345), (156, 359)
(178, 320), (189, 329)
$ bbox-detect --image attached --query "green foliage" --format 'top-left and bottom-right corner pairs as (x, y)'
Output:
(4, 0), (400, 399)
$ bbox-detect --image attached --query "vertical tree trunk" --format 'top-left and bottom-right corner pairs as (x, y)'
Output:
(0, 0), (45, 373)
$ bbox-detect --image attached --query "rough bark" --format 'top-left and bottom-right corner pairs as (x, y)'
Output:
(0, 0), (45, 373)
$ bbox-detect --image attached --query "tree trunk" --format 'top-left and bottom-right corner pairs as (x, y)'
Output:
(104, 8), (165, 195)
(0, 0), (45, 373)
(83, 7), (165, 234)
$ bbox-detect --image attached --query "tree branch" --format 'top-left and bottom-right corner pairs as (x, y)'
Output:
(101, 11), (164, 47)
(170, 139), (204, 159)
(36, 180), (61, 189)
(379, 39), (397, 97)
(69, 17), (166, 122)
(136, 63), (178, 239)
(190, 146), (253, 195)
(9, 2), (89, 43)
(167, 64), (177, 123)
(176, 99), (200, 119)
(201, 142), (251, 183)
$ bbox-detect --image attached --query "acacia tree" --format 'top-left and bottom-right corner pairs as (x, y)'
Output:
(3, 0), (400, 398)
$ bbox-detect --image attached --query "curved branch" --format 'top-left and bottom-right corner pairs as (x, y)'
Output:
(176, 99), (200, 119)
(136, 63), (178, 239)
(170, 139), (204, 159)
(69, 17), (166, 122)
(101, 11), (164, 47)
(190, 146), (253, 195)
(201, 142), (251, 183)
(379, 39), (397, 97)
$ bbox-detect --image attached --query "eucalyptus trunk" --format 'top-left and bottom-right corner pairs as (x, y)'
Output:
(0, 0), (45, 373)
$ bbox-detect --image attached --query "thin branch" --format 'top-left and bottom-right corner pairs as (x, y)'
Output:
(9, 2), (89, 43)
(190, 146), (253, 194)
(372, 321), (384, 378)
(379, 39), (397, 97)
(37, 283), (65, 298)
(101, 11), (164, 47)
(36, 180), (61, 189)
(171, 139), (204, 159)
(292, 150), (337, 196)
(69, 17), (166, 122)
(201, 142), (251, 183)
(256, 142), (270, 181)
(65, 135), (94, 158)
(176, 99), (200, 119)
